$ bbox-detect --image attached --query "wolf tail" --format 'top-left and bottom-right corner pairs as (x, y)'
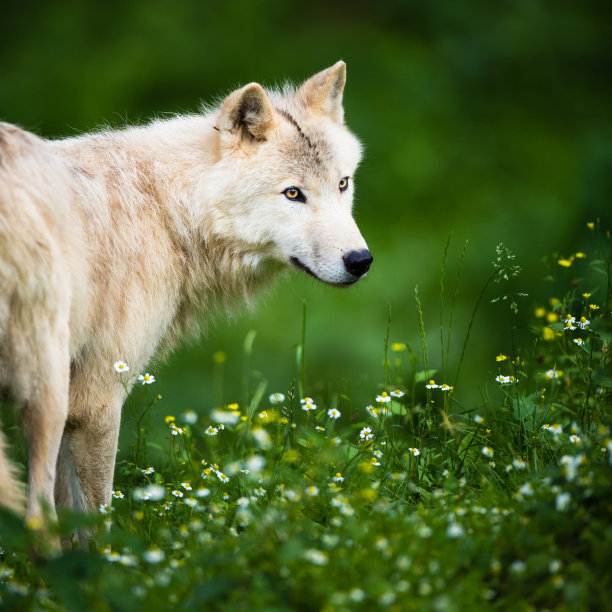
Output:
(0, 424), (25, 516)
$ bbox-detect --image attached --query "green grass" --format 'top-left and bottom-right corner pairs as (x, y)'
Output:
(1, 224), (612, 611)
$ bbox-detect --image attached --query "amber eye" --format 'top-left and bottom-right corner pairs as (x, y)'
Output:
(339, 177), (350, 192)
(283, 187), (306, 203)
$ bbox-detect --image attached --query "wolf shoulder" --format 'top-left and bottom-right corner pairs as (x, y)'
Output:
(0, 122), (91, 227)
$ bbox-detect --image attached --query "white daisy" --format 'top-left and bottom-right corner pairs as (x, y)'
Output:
(300, 397), (317, 411)
(359, 427), (374, 441)
(142, 548), (165, 564)
(496, 375), (516, 384)
(113, 361), (129, 373)
(211, 409), (240, 425)
(366, 405), (379, 418)
(555, 492), (571, 511)
(137, 373), (155, 385)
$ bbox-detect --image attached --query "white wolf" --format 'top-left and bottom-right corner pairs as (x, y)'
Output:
(0, 61), (371, 544)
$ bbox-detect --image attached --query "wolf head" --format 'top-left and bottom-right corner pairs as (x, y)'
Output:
(204, 61), (372, 287)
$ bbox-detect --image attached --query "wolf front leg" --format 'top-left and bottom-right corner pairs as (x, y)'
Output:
(55, 385), (124, 549)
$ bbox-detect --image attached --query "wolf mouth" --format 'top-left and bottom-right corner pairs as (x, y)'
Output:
(290, 256), (356, 287)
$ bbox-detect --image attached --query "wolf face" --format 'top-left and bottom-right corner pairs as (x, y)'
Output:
(204, 61), (372, 287)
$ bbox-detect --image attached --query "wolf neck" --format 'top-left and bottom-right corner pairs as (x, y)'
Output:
(54, 114), (284, 332)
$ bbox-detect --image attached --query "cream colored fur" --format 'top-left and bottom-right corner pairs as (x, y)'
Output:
(0, 62), (370, 545)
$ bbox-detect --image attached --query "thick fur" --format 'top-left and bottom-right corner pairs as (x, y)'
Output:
(0, 62), (370, 544)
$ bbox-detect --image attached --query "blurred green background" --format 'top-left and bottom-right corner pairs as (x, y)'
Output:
(2, 0), (611, 415)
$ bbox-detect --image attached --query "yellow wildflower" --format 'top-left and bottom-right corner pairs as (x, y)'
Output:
(359, 488), (378, 502)
(25, 517), (43, 530)
(283, 449), (299, 463)
(258, 410), (279, 423)
(359, 461), (375, 474)
(213, 351), (227, 363)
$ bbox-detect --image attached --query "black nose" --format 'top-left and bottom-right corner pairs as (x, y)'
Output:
(343, 249), (373, 277)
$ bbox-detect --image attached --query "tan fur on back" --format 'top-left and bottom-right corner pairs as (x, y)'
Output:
(0, 63), (370, 543)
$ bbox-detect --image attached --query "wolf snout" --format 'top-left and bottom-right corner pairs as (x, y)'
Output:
(343, 249), (373, 278)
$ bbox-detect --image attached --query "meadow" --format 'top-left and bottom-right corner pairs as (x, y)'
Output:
(0, 223), (610, 611)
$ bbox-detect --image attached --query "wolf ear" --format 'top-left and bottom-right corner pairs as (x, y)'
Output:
(218, 83), (275, 142)
(297, 61), (346, 123)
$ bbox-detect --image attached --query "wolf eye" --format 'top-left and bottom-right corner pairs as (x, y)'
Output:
(339, 177), (350, 192)
(283, 187), (306, 203)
